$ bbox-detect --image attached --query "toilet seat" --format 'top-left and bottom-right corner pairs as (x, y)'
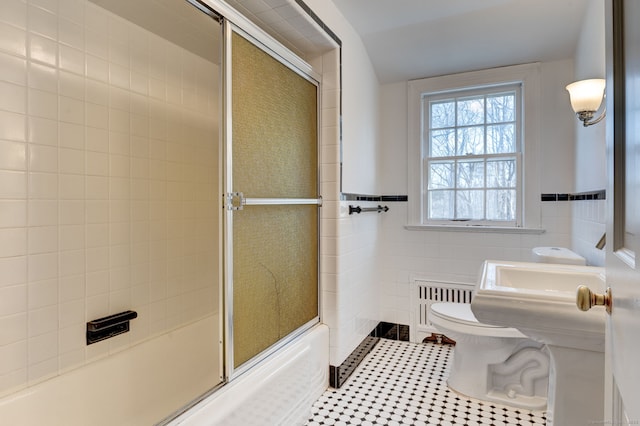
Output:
(430, 303), (526, 338)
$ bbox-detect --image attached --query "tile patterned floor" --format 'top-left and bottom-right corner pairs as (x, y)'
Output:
(306, 339), (547, 426)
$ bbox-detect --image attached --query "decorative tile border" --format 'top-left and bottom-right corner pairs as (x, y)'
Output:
(329, 322), (410, 388)
(329, 335), (379, 388)
(341, 189), (606, 203)
(371, 322), (410, 342)
(341, 193), (408, 202)
(540, 189), (606, 202)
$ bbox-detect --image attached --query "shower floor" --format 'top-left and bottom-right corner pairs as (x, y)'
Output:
(306, 339), (547, 425)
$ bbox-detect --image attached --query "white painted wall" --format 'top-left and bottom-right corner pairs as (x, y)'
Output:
(304, 0), (381, 196)
(571, 0), (606, 266)
(573, 0), (606, 193)
(376, 59), (577, 327)
(302, 0), (382, 367)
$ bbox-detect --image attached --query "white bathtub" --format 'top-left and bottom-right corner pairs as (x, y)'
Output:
(169, 324), (329, 426)
(0, 318), (329, 426)
(0, 315), (221, 426)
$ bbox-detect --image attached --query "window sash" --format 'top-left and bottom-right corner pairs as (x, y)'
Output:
(423, 154), (522, 226)
(422, 85), (522, 226)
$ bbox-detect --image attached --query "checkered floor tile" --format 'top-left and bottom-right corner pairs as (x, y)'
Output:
(306, 339), (547, 425)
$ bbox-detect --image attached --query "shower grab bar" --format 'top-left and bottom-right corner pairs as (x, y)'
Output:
(349, 205), (389, 215)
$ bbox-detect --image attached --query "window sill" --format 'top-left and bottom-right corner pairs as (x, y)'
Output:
(404, 224), (546, 234)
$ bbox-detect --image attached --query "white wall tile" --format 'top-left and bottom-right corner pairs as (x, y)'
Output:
(28, 305), (58, 337)
(0, 53), (27, 86)
(58, 18), (84, 51)
(0, 256), (27, 288)
(0, 110), (26, 142)
(0, 285), (27, 316)
(28, 88), (57, 120)
(59, 148), (85, 174)
(85, 53), (109, 81)
(0, 171), (27, 199)
(0, 22), (27, 57)
(0, 0), (27, 29)
(0, 200), (27, 227)
(59, 95), (85, 124)
(0, 314), (27, 350)
(0, 81), (26, 114)
(0, 228), (27, 257)
(28, 5), (58, 40)
(28, 278), (58, 309)
(28, 62), (57, 92)
(59, 122), (83, 150)
(59, 200), (84, 225)
(27, 116), (57, 146)
(59, 71), (84, 100)
(59, 174), (85, 199)
(28, 331), (58, 365)
(28, 33), (57, 66)
(0, 340), (27, 376)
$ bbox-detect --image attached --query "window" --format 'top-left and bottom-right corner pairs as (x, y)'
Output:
(407, 63), (541, 230)
(425, 86), (521, 225)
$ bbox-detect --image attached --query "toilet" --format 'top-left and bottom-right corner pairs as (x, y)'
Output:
(428, 247), (586, 410)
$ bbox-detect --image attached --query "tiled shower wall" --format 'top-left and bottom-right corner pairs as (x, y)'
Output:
(0, 0), (219, 395)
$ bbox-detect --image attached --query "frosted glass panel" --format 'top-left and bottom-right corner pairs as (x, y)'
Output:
(231, 32), (319, 368)
(232, 33), (318, 198)
(233, 205), (318, 367)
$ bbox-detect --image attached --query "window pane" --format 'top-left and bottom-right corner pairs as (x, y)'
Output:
(486, 93), (515, 123)
(430, 129), (455, 157)
(487, 189), (516, 220)
(429, 190), (454, 219)
(487, 124), (515, 153)
(487, 159), (516, 188)
(428, 162), (454, 189)
(456, 190), (484, 219)
(457, 160), (484, 188)
(430, 100), (455, 129)
(457, 96), (484, 126)
(456, 126), (484, 155)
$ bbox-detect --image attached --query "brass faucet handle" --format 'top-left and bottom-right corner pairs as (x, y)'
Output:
(576, 285), (612, 314)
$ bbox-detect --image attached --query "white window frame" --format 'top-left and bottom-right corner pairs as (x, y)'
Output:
(407, 63), (542, 231)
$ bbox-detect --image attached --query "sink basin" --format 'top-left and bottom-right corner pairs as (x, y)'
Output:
(471, 260), (606, 351)
(471, 260), (607, 426)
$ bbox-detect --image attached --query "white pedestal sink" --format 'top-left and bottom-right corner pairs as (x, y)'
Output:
(471, 260), (606, 426)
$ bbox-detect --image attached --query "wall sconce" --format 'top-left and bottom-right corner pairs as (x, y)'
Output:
(565, 78), (606, 127)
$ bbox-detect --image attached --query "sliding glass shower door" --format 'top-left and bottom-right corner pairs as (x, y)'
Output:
(224, 29), (320, 372)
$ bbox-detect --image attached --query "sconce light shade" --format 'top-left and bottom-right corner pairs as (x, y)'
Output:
(565, 79), (606, 126)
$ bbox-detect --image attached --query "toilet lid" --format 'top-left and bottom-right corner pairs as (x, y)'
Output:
(430, 302), (503, 328)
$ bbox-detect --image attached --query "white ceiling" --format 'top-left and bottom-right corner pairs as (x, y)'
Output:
(331, 0), (589, 83)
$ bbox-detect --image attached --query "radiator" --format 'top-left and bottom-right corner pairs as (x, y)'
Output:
(410, 278), (475, 343)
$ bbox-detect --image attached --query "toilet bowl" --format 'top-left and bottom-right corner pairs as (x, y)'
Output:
(429, 302), (549, 410)
(427, 247), (585, 410)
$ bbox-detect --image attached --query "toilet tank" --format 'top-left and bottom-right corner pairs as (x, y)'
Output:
(532, 247), (586, 265)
